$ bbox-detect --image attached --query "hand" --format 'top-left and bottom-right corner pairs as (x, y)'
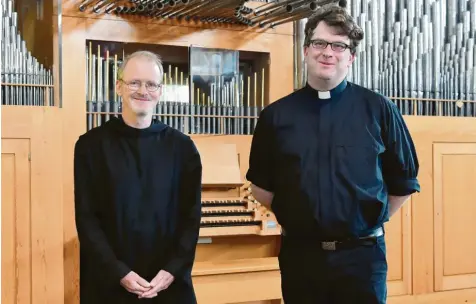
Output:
(120, 271), (152, 296)
(139, 270), (175, 299)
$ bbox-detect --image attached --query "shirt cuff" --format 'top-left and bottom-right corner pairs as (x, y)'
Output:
(246, 170), (273, 192)
(386, 177), (421, 196)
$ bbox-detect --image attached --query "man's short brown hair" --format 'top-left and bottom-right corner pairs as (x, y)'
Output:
(304, 5), (364, 54)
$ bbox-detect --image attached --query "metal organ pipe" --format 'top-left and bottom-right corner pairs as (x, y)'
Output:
(293, 0), (476, 116)
(0, 0), (54, 106)
(2, 0), (475, 118)
(294, 18), (308, 90)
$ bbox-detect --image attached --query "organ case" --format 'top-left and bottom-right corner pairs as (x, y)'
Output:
(4, 0), (476, 303)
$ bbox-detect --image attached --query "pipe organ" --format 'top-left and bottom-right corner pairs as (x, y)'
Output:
(294, 0), (476, 117)
(2, 0), (476, 303)
(349, 0), (476, 116)
(0, 0), (55, 106)
(84, 42), (267, 135)
(3, 0), (475, 116)
(78, 0), (343, 27)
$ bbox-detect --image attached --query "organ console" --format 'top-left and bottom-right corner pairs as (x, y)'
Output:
(194, 140), (281, 238)
(190, 138), (283, 303)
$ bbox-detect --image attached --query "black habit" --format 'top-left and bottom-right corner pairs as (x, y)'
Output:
(74, 117), (202, 304)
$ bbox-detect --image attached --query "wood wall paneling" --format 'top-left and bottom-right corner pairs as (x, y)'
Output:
(62, 17), (87, 304)
(193, 270), (282, 304)
(433, 143), (476, 291)
(2, 138), (31, 304)
(404, 117), (476, 299)
(386, 201), (413, 296)
(1, 107), (64, 303)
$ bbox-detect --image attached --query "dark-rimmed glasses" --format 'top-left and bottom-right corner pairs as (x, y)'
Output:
(119, 79), (162, 92)
(309, 39), (351, 52)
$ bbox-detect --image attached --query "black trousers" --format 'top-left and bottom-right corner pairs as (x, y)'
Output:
(278, 234), (388, 304)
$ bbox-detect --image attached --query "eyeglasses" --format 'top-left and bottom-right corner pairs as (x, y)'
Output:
(120, 79), (162, 92)
(309, 39), (351, 52)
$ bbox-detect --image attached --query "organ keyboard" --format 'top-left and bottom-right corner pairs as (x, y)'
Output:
(199, 189), (280, 237)
(194, 140), (281, 237)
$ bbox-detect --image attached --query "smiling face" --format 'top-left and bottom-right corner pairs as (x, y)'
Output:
(304, 21), (356, 87)
(116, 55), (163, 118)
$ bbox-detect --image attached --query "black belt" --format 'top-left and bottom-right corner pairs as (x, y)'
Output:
(282, 227), (384, 251)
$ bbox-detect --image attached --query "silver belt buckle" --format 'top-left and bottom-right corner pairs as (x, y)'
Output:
(321, 241), (337, 251)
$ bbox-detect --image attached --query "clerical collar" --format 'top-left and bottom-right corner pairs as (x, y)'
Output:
(305, 79), (348, 100)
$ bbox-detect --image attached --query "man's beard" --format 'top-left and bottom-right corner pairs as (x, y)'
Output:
(135, 109), (148, 117)
(130, 98), (151, 117)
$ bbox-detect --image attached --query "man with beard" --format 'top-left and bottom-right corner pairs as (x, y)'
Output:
(246, 3), (420, 304)
(74, 51), (202, 303)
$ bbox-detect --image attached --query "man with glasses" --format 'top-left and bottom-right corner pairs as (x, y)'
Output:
(247, 3), (420, 304)
(74, 51), (202, 303)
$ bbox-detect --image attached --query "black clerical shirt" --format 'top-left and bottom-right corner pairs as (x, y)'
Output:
(74, 117), (202, 303)
(246, 80), (420, 240)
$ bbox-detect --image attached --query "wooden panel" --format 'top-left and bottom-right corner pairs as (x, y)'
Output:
(195, 141), (243, 187)
(403, 117), (436, 295)
(192, 135), (254, 183)
(193, 270), (282, 304)
(434, 143), (476, 291)
(62, 17), (88, 304)
(2, 139), (31, 304)
(192, 257), (279, 277)
(195, 235), (279, 262)
(1, 107), (64, 303)
(386, 200), (412, 296)
(403, 116), (476, 298)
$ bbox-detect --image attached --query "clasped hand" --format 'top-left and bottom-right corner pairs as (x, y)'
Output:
(120, 270), (174, 299)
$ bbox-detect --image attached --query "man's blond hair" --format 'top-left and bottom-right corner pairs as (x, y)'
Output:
(118, 50), (164, 82)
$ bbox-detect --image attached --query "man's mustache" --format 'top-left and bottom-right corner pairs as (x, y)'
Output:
(131, 94), (151, 101)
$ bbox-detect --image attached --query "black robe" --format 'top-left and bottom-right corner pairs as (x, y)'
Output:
(74, 117), (202, 304)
